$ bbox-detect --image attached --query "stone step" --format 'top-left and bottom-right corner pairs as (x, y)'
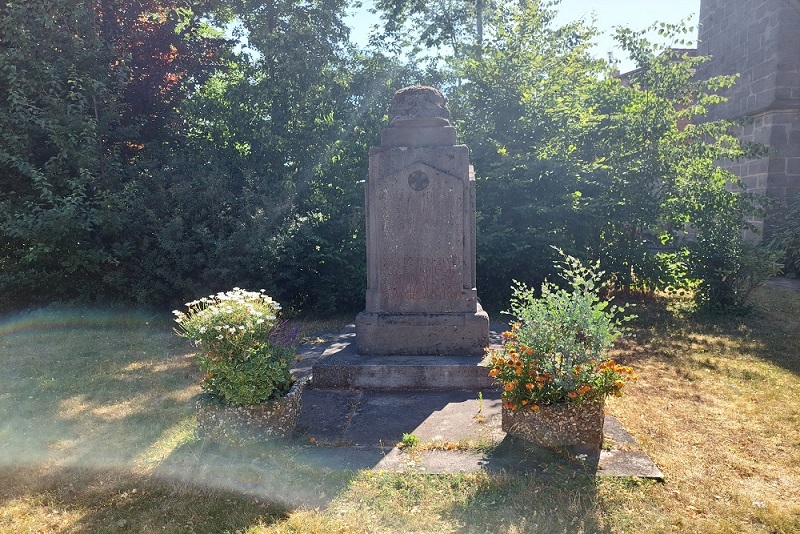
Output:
(310, 327), (499, 391)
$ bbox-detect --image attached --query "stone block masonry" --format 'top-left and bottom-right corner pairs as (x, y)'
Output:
(699, 0), (800, 235)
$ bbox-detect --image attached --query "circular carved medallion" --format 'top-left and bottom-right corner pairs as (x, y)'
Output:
(408, 170), (430, 191)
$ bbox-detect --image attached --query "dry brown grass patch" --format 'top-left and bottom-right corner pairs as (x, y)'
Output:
(1, 289), (798, 532)
(601, 285), (800, 532)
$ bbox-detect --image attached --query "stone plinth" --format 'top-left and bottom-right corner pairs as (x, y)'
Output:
(355, 86), (489, 356)
(312, 327), (495, 390)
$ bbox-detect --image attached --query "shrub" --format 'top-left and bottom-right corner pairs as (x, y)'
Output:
(690, 237), (783, 312)
(771, 196), (800, 278)
(488, 253), (636, 411)
(173, 288), (297, 406)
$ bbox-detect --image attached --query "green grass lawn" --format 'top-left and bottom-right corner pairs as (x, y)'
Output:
(1, 286), (798, 533)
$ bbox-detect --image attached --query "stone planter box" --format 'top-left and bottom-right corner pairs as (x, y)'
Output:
(196, 378), (307, 446)
(502, 400), (605, 456)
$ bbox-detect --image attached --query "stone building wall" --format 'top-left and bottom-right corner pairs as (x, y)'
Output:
(699, 0), (800, 235)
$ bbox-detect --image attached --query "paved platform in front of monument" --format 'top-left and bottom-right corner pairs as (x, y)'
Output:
(291, 328), (664, 479)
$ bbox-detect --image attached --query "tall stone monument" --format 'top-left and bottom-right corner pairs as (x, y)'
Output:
(355, 86), (490, 356)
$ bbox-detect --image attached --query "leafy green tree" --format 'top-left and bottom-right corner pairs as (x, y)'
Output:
(0, 0), (131, 306)
(596, 24), (771, 307)
(139, 0), (367, 313)
(448, 1), (770, 309)
(447, 1), (605, 307)
(0, 0), (229, 309)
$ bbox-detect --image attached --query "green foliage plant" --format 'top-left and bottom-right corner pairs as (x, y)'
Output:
(400, 433), (420, 448)
(691, 238), (784, 311)
(173, 288), (295, 406)
(771, 195), (800, 278)
(488, 252), (636, 412)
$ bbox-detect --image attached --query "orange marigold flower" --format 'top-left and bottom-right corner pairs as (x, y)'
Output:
(613, 389), (623, 397)
(530, 404), (540, 411)
(614, 380), (625, 388)
(515, 367), (523, 376)
(521, 399), (529, 406)
(502, 331), (514, 338)
(567, 391), (578, 399)
(525, 382), (534, 390)
(504, 382), (515, 391)
(489, 368), (500, 378)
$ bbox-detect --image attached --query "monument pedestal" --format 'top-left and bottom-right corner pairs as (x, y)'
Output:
(312, 326), (498, 390)
(355, 307), (489, 356)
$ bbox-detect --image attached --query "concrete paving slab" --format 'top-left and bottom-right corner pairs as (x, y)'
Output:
(292, 329), (664, 479)
(598, 450), (665, 480)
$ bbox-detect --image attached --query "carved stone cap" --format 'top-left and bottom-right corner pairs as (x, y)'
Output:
(389, 86), (451, 127)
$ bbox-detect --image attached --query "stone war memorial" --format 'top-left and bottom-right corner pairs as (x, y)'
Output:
(356, 85), (490, 356)
(313, 86), (493, 390)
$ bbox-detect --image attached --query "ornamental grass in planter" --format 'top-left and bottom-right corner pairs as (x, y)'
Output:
(487, 253), (636, 456)
(173, 288), (303, 446)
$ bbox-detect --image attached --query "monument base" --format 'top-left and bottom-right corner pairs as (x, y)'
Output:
(312, 326), (498, 390)
(355, 307), (490, 356)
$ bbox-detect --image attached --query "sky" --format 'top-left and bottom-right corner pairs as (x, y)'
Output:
(346, 0), (700, 73)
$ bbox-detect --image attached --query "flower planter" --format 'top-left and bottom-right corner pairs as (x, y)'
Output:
(502, 399), (605, 456)
(196, 377), (307, 446)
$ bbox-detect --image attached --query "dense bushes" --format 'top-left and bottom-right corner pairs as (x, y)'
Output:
(0, 0), (778, 314)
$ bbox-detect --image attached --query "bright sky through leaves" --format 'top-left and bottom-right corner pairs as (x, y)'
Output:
(346, 0), (700, 72)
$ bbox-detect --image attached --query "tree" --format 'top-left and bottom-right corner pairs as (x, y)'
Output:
(447, 1), (605, 307)
(0, 0), (229, 308)
(449, 2), (770, 309)
(0, 0), (131, 306)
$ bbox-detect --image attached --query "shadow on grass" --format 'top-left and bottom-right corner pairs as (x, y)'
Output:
(0, 464), (289, 533)
(445, 471), (604, 532)
(153, 438), (357, 510)
(431, 439), (604, 532)
(616, 285), (800, 376)
(0, 308), (207, 469)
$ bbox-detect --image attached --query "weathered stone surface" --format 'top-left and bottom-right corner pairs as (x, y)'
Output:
(355, 310), (489, 356)
(293, 375), (663, 477)
(380, 125), (457, 147)
(312, 325), (495, 388)
(388, 85), (451, 127)
(356, 86), (489, 356)
(196, 378), (307, 446)
(699, 0), (800, 235)
(502, 401), (605, 456)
